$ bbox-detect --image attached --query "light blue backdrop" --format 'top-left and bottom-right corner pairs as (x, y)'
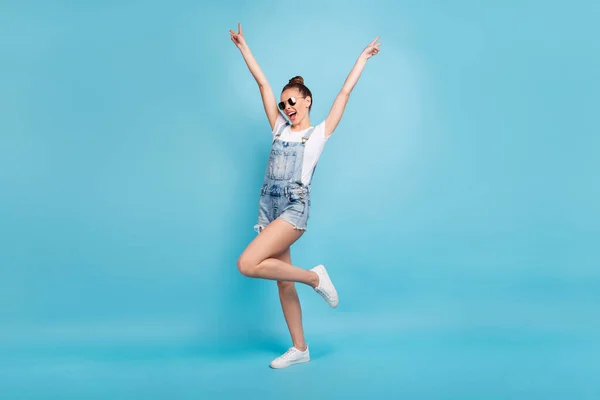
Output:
(1, 0), (598, 398)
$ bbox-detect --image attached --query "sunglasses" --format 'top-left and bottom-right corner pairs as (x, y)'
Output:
(278, 96), (305, 111)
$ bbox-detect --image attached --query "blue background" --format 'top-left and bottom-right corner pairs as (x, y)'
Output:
(1, 0), (599, 398)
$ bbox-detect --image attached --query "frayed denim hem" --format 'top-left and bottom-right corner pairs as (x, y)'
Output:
(254, 223), (266, 234)
(253, 219), (307, 234)
(278, 215), (308, 232)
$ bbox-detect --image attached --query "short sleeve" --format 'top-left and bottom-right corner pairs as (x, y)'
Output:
(272, 114), (288, 139)
(309, 120), (329, 146)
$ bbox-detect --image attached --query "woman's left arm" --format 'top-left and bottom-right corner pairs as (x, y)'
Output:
(324, 36), (381, 137)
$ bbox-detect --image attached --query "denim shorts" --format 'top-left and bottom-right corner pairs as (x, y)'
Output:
(254, 182), (310, 233)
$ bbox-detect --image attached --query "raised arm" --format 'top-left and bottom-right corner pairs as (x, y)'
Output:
(324, 36), (381, 137)
(230, 23), (280, 130)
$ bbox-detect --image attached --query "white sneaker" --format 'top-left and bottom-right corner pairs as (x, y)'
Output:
(311, 264), (339, 308)
(269, 346), (310, 369)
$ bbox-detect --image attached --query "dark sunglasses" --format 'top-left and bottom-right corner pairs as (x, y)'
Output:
(278, 96), (305, 111)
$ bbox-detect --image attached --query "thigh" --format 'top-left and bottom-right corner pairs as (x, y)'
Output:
(275, 247), (294, 288)
(274, 247), (291, 264)
(241, 219), (303, 266)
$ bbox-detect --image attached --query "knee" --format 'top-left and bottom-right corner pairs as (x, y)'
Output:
(277, 280), (295, 292)
(237, 254), (258, 277)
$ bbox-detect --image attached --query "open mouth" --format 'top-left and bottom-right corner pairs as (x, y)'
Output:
(288, 111), (297, 120)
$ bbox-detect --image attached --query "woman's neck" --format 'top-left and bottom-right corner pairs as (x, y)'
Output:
(290, 117), (311, 132)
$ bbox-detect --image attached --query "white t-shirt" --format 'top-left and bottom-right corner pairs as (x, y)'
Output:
(272, 114), (330, 186)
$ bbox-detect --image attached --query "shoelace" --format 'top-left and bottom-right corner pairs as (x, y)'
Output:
(281, 348), (298, 360)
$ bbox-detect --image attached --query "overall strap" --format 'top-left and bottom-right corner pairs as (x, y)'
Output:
(301, 127), (315, 145)
(273, 121), (290, 143)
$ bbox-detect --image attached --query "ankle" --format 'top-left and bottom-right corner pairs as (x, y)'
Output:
(309, 271), (319, 288)
(294, 343), (308, 352)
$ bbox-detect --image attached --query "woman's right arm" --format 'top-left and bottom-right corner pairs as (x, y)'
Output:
(230, 23), (280, 130)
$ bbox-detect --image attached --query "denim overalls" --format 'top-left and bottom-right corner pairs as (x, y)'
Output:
(254, 121), (316, 233)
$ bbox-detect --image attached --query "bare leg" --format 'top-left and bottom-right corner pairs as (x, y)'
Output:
(237, 219), (319, 287)
(274, 248), (307, 351)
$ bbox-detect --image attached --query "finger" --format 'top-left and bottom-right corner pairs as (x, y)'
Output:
(369, 36), (380, 46)
(238, 23), (242, 35)
(229, 29), (236, 36)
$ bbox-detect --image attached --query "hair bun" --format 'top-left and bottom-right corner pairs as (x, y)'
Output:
(289, 76), (304, 85)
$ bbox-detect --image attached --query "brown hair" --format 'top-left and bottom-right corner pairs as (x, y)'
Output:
(282, 76), (313, 111)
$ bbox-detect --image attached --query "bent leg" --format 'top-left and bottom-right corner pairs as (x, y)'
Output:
(237, 219), (318, 287)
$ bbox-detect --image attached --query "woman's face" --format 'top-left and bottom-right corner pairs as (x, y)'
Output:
(279, 88), (311, 125)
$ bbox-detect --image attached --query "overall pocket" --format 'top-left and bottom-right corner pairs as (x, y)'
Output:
(286, 183), (309, 204)
(284, 183), (308, 217)
(267, 149), (296, 181)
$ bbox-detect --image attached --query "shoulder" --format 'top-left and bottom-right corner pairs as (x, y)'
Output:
(303, 120), (330, 150)
(272, 113), (289, 135)
(311, 120), (330, 142)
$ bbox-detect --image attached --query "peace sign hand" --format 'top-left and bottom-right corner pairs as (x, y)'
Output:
(361, 36), (381, 59)
(229, 23), (247, 49)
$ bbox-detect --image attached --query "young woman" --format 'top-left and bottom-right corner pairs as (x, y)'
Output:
(230, 23), (380, 368)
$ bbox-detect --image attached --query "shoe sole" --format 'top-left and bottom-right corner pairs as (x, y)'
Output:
(269, 358), (310, 369)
